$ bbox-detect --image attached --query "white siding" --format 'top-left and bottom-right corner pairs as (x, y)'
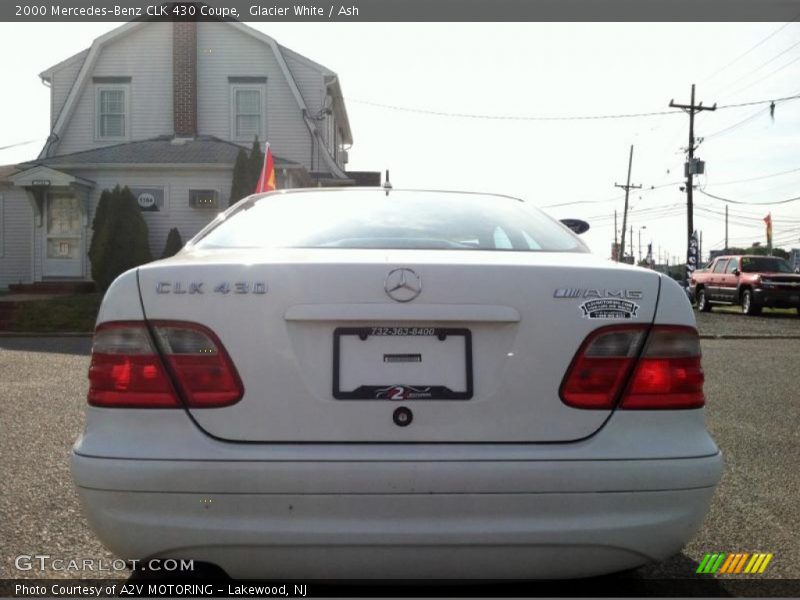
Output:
(49, 50), (89, 130)
(196, 23), (311, 166)
(72, 168), (233, 259)
(56, 22), (174, 155)
(282, 48), (326, 121)
(0, 188), (34, 289)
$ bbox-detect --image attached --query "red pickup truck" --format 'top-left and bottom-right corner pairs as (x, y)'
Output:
(690, 254), (800, 316)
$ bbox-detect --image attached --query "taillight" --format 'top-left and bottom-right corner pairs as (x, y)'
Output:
(621, 326), (704, 409)
(560, 325), (645, 409)
(560, 325), (704, 410)
(151, 321), (244, 407)
(88, 321), (243, 408)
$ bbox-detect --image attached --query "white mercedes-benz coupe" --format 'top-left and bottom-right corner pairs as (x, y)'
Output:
(72, 188), (722, 580)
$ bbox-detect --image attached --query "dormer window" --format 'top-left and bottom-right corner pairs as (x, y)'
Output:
(229, 77), (267, 141)
(94, 78), (130, 140)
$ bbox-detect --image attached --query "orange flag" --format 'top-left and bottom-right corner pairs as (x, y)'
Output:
(255, 142), (276, 193)
(764, 212), (773, 247)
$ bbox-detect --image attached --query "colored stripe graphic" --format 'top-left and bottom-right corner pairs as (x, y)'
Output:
(734, 553), (750, 573)
(697, 554), (712, 573)
(698, 552), (774, 575)
(711, 553), (727, 573)
(721, 553), (738, 574)
(745, 554), (762, 573)
(719, 554), (736, 574)
(758, 554), (774, 573)
(697, 553), (724, 574)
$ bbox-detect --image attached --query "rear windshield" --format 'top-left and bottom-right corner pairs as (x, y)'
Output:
(193, 190), (588, 253)
(740, 256), (794, 273)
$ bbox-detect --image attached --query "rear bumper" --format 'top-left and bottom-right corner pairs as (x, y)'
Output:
(72, 451), (722, 579)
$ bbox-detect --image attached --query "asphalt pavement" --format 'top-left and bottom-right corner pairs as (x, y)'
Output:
(695, 307), (800, 337)
(0, 326), (797, 592)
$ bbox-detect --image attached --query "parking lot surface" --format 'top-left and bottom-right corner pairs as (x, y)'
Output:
(1, 327), (798, 589)
(696, 307), (800, 337)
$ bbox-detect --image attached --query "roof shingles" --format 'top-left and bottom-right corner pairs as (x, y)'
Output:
(30, 136), (301, 168)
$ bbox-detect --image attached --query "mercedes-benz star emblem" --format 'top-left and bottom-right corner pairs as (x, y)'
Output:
(384, 268), (422, 303)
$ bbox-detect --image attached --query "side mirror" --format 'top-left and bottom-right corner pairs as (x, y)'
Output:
(732, 268), (740, 276)
(560, 218), (590, 235)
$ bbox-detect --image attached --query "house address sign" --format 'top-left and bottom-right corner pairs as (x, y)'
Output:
(31, 180), (51, 186)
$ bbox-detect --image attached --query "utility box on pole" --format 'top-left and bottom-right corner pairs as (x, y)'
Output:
(684, 158), (706, 177)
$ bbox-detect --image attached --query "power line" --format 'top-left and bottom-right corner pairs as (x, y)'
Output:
(0, 140), (35, 151)
(698, 188), (800, 205)
(715, 93), (800, 109)
(726, 54), (800, 98)
(341, 93), (800, 122)
(702, 18), (800, 84)
(706, 165), (800, 186)
(701, 106), (770, 140)
(345, 98), (683, 121)
(712, 36), (800, 97)
(542, 181), (682, 208)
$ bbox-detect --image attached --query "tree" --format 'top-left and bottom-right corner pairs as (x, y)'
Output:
(727, 245), (789, 259)
(88, 188), (112, 285)
(228, 147), (249, 207)
(88, 185), (153, 291)
(161, 228), (184, 259)
(228, 137), (265, 207)
(246, 136), (264, 193)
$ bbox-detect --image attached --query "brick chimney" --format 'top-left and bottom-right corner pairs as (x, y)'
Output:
(172, 20), (197, 137)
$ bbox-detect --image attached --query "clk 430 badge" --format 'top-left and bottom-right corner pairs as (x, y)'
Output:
(156, 281), (266, 294)
(580, 298), (639, 320)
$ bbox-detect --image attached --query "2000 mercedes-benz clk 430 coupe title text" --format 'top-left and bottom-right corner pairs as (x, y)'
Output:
(72, 189), (722, 579)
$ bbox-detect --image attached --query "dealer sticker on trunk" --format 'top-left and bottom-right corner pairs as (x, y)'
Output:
(579, 298), (639, 319)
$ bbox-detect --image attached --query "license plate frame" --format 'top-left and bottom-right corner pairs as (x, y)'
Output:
(332, 326), (473, 400)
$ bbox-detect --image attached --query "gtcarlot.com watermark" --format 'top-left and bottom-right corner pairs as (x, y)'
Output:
(15, 554), (194, 573)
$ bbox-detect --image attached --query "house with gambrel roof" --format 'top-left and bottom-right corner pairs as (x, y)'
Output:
(0, 18), (377, 288)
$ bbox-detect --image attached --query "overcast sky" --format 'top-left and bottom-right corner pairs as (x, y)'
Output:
(1, 22), (799, 261)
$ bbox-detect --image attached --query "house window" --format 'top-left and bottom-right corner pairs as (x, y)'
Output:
(189, 189), (219, 209)
(96, 85), (129, 139)
(231, 86), (265, 140)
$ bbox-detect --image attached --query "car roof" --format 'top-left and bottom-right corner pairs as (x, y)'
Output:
(246, 188), (527, 204)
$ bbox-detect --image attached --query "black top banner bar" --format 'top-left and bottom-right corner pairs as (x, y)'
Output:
(3, 0), (800, 22)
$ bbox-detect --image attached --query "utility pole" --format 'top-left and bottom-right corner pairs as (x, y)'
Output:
(669, 84), (716, 250)
(725, 205), (729, 250)
(699, 230), (703, 264)
(615, 145), (641, 263)
(630, 225), (634, 260)
(614, 210), (618, 260)
(638, 228), (643, 263)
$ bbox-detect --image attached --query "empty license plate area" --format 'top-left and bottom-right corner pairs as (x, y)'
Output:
(333, 327), (473, 400)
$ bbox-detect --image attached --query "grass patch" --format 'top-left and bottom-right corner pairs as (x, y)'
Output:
(711, 305), (798, 316)
(10, 293), (101, 332)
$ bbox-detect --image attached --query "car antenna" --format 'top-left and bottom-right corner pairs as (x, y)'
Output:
(383, 169), (392, 196)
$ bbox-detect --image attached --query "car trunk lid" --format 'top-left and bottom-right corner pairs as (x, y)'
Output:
(136, 248), (661, 442)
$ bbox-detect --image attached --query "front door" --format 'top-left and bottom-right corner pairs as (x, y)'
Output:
(44, 193), (83, 278)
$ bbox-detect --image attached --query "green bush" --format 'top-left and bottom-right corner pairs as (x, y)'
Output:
(161, 227), (184, 259)
(228, 137), (265, 207)
(247, 136), (264, 192)
(88, 188), (112, 285)
(228, 147), (249, 207)
(89, 185), (153, 291)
